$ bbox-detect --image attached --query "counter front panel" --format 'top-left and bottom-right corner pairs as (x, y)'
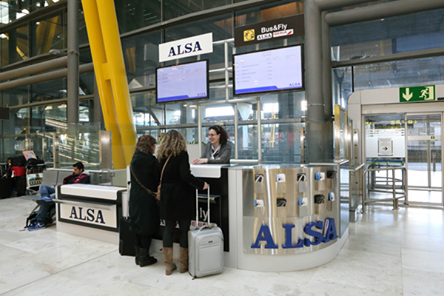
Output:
(242, 165), (339, 255)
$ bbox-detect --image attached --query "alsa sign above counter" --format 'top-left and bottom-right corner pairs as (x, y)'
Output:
(159, 33), (213, 62)
(234, 14), (304, 47)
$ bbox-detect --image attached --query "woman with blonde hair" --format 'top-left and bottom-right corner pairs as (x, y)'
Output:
(157, 130), (208, 275)
(129, 135), (159, 267)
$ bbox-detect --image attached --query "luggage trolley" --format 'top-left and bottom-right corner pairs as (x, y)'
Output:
(25, 159), (46, 195)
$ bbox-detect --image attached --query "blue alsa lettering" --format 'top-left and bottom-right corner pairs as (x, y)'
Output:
(168, 41), (202, 57)
(251, 218), (338, 249)
(69, 206), (105, 224)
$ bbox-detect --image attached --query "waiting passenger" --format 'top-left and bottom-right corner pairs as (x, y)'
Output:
(128, 135), (160, 267)
(192, 125), (231, 164)
(157, 130), (208, 275)
(29, 162), (90, 231)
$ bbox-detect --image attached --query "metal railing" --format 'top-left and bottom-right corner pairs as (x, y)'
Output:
(362, 166), (407, 213)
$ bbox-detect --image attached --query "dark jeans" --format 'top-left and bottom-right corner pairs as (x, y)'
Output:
(163, 219), (191, 248)
(39, 184), (56, 199)
(135, 233), (152, 250)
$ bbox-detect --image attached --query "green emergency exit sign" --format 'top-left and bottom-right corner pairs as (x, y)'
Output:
(399, 85), (435, 102)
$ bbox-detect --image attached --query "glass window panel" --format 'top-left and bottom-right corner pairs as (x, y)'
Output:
(3, 25), (29, 66)
(30, 12), (65, 57)
(79, 99), (94, 123)
(164, 0), (231, 21)
(57, 124), (102, 169)
(262, 122), (303, 163)
(122, 31), (161, 89)
(11, 107), (30, 136)
(1, 85), (30, 107)
(431, 140), (441, 188)
(131, 91), (164, 126)
(30, 78), (66, 103)
(261, 92), (306, 120)
(354, 57), (444, 91)
(79, 72), (94, 96)
(115, 0), (161, 34)
(30, 103), (67, 132)
(79, 7), (88, 45)
(332, 67), (352, 109)
(164, 102), (199, 125)
(165, 14), (232, 42)
(407, 115), (441, 136)
(237, 124), (258, 159)
(0, 1), (28, 24)
(80, 48), (92, 64)
(407, 139), (428, 187)
(202, 104), (234, 123)
(332, 8), (444, 61)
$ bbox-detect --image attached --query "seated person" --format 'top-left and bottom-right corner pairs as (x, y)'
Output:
(192, 125), (231, 165)
(29, 162), (90, 231)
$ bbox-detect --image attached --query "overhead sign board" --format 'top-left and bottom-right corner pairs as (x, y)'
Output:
(159, 33), (213, 62)
(234, 14), (304, 47)
(399, 85), (435, 102)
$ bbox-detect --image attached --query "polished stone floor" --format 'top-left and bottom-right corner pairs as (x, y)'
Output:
(1, 196), (444, 296)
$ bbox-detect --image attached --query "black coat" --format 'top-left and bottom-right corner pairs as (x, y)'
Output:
(159, 150), (205, 221)
(129, 150), (160, 235)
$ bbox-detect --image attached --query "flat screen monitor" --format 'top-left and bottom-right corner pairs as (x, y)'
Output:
(233, 45), (303, 96)
(156, 60), (209, 104)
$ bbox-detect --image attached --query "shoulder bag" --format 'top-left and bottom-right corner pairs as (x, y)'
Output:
(156, 156), (171, 201)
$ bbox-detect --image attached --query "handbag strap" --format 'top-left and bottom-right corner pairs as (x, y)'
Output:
(130, 166), (155, 197)
(159, 156), (171, 185)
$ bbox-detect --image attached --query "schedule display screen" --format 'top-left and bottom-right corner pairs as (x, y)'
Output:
(156, 60), (209, 103)
(233, 46), (303, 96)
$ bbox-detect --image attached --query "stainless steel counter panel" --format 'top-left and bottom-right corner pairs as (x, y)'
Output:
(241, 165), (341, 256)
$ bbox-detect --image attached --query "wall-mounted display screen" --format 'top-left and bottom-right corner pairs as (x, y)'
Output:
(156, 60), (209, 104)
(233, 46), (303, 96)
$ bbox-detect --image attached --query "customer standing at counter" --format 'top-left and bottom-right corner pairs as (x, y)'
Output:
(129, 135), (160, 267)
(192, 125), (231, 164)
(157, 130), (208, 275)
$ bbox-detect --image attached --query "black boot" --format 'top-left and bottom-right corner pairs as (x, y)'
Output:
(139, 248), (157, 267)
(135, 246), (140, 265)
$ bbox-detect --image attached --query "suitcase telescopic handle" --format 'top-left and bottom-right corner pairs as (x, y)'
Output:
(195, 184), (210, 228)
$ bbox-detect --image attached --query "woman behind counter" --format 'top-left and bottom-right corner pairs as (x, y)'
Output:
(192, 125), (231, 165)
(129, 135), (160, 267)
(157, 130), (208, 276)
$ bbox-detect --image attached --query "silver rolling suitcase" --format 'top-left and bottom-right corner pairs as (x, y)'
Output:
(188, 185), (224, 278)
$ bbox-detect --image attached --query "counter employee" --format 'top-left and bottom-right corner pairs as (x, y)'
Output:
(192, 125), (231, 164)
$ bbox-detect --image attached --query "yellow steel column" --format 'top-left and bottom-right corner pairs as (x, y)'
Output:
(81, 0), (126, 169)
(96, 0), (137, 166)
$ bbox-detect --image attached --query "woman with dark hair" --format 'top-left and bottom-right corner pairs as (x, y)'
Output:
(193, 125), (231, 164)
(157, 130), (208, 275)
(129, 134), (160, 267)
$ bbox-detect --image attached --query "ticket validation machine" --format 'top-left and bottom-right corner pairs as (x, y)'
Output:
(227, 164), (348, 271)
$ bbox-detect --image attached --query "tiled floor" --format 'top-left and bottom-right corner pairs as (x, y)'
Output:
(1, 196), (444, 296)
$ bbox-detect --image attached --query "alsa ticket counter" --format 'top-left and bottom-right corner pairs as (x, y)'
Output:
(55, 184), (127, 244)
(226, 164), (349, 271)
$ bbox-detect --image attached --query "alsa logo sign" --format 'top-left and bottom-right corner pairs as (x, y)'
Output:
(159, 33), (213, 62)
(69, 207), (105, 224)
(251, 218), (338, 249)
(60, 204), (117, 228)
